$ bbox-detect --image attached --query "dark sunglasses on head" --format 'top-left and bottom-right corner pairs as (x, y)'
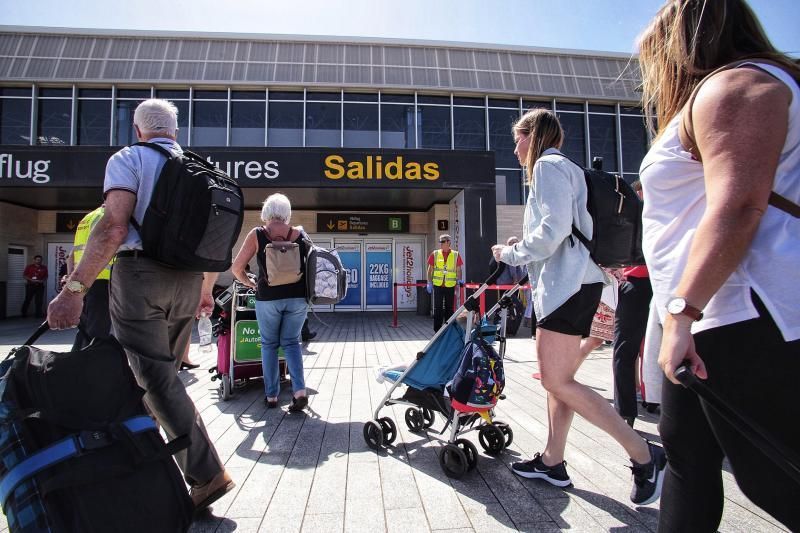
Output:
(440, 239), (450, 243)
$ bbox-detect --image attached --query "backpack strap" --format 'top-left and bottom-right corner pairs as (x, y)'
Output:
(131, 141), (175, 159)
(264, 226), (296, 243)
(678, 58), (800, 219)
(128, 142), (179, 232)
(550, 154), (595, 251)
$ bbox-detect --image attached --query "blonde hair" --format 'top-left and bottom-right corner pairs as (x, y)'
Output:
(638, 0), (800, 138)
(512, 108), (564, 183)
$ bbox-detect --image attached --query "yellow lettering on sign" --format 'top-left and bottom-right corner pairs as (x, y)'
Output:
(324, 155), (345, 179)
(423, 162), (440, 180)
(347, 161), (364, 179)
(385, 157), (402, 179)
(323, 155), (439, 182)
(406, 162), (421, 180)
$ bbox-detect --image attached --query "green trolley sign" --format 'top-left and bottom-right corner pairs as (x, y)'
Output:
(234, 320), (283, 362)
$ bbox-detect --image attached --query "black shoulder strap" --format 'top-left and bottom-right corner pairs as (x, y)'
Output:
(131, 141), (175, 159)
(549, 154), (594, 250)
(128, 142), (178, 231)
(256, 226), (269, 247)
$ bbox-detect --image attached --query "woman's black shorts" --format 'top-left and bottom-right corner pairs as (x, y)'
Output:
(536, 283), (603, 337)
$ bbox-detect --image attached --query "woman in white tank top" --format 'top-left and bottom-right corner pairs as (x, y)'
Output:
(638, 1), (800, 531)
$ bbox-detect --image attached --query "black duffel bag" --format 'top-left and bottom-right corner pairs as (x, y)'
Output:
(0, 324), (193, 533)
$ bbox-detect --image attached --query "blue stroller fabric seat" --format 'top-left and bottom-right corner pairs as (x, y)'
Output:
(403, 322), (465, 390)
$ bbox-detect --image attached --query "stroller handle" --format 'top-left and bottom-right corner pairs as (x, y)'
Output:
(485, 264), (505, 287)
(674, 364), (698, 388)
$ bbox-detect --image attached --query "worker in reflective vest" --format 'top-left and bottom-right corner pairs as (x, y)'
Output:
(70, 205), (114, 350)
(426, 234), (464, 332)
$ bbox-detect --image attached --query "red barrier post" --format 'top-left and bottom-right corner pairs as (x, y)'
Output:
(390, 282), (400, 328)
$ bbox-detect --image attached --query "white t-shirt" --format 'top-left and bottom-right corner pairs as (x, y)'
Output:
(640, 63), (800, 341)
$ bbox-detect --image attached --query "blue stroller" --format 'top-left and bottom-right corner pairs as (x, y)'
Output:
(364, 269), (528, 478)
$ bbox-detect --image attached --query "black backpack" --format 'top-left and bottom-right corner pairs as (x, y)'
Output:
(0, 325), (193, 532)
(563, 156), (645, 268)
(132, 142), (244, 272)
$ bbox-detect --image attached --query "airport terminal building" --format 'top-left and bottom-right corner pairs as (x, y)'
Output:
(0, 26), (647, 316)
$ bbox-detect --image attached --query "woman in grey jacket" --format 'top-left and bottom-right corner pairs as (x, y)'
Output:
(493, 108), (665, 504)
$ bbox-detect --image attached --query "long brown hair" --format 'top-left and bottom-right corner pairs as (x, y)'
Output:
(512, 108), (564, 183)
(638, 0), (800, 138)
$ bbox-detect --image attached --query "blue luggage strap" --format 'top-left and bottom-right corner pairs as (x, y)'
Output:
(0, 415), (157, 507)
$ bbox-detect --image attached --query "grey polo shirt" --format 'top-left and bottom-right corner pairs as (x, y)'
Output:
(103, 138), (183, 251)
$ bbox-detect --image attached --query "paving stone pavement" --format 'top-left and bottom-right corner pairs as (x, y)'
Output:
(0, 314), (789, 532)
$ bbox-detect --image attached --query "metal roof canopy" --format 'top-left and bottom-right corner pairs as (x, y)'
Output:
(0, 25), (641, 102)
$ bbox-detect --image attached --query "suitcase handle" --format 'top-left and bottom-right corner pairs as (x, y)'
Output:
(23, 321), (91, 348)
(23, 321), (51, 347)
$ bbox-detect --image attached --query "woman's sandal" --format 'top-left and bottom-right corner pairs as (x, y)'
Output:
(288, 395), (308, 412)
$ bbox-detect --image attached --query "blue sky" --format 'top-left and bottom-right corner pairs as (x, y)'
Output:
(2, 0), (798, 55)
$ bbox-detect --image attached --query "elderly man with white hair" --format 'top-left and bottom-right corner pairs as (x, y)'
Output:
(47, 98), (234, 514)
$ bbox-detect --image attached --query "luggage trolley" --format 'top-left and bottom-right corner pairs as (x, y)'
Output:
(211, 281), (286, 401)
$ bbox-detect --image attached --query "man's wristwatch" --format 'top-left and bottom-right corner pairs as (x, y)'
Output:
(64, 280), (88, 295)
(666, 296), (703, 321)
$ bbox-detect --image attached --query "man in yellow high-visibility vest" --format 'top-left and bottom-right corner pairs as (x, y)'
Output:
(426, 234), (463, 332)
(71, 205), (114, 350)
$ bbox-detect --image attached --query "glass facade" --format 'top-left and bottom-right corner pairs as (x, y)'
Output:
(231, 100), (265, 146)
(380, 102), (414, 148)
(343, 102), (378, 148)
(557, 110), (587, 167)
(0, 85), (650, 204)
(589, 111), (618, 172)
(77, 89), (112, 145)
(37, 90), (72, 145)
(417, 104), (451, 150)
(0, 89), (31, 145)
(192, 92), (227, 146)
(305, 101), (341, 147)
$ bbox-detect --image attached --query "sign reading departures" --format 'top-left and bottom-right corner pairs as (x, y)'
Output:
(316, 213), (409, 233)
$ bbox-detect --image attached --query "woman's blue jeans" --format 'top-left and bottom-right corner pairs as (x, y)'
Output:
(255, 298), (308, 398)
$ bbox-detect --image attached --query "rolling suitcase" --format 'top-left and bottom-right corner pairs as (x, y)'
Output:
(0, 323), (193, 532)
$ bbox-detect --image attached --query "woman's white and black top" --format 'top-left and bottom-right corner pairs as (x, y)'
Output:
(500, 147), (605, 320)
(255, 227), (308, 301)
(640, 62), (800, 341)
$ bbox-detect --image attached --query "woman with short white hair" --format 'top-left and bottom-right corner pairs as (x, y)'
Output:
(231, 193), (309, 412)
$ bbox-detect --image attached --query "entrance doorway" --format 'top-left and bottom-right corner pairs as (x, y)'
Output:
(308, 235), (426, 312)
(6, 246), (26, 318)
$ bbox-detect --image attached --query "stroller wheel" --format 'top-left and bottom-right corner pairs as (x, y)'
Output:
(378, 417), (397, 445)
(421, 408), (435, 428)
(439, 444), (468, 479)
(404, 408), (425, 432)
(454, 438), (479, 471)
(478, 425), (506, 456)
(493, 421), (514, 447)
(363, 421), (384, 450)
